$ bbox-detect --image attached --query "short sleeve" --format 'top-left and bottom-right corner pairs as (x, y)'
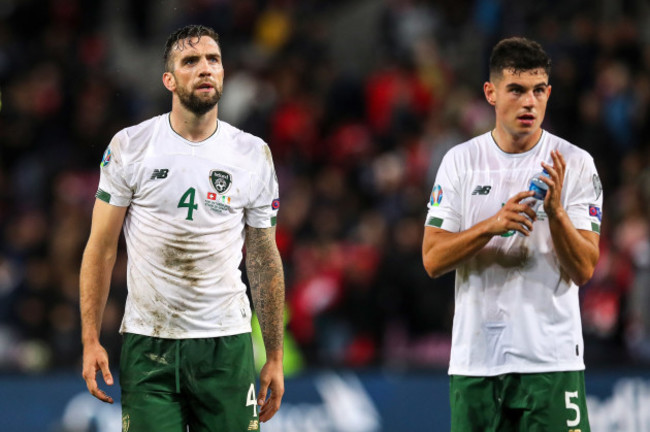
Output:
(424, 150), (462, 232)
(96, 134), (132, 207)
(565, 155), (603, 234)
(245, 143), (280, 228)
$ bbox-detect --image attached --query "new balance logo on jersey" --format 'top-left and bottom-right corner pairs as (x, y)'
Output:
(472, 185), (492, 195)
(151, 169), (169, 179)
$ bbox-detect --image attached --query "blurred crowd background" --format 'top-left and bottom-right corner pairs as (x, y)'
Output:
(0, 0), (649, 375)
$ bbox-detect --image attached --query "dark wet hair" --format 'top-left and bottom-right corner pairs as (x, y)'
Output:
(163, 25), (220, 71)
(489, 37), (551, 81)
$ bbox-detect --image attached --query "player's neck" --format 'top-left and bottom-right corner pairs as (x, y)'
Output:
(169, 105), (219, 142)
(491, 127), (542, 154)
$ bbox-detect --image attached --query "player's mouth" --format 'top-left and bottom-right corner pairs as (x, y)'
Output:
(195, 82), (214, 92)
(517, 113), (535, 126)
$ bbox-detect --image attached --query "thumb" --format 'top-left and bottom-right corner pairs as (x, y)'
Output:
(257, 385), (268, 406)
(100, 361), (113, 386)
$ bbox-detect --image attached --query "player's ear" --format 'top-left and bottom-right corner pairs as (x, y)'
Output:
(484, 81), (496, 106)
(162, 72), (176, 92)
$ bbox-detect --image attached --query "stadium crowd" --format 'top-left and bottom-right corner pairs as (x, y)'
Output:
(0, 0), (649, 373)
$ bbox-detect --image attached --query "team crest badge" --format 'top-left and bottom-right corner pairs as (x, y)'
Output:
(210, 170), (232, 194)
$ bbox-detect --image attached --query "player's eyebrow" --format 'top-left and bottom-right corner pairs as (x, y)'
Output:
(505, 82), (548, 90)
(178, 52), (221, 63)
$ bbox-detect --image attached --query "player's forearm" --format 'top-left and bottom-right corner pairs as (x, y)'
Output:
(422, 221), (494, 278)
(245, 227), (285, 355)
(548, 208), (599, 286)
(80, 241), (117, 345)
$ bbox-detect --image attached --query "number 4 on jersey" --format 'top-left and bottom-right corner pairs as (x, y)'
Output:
(178, 187), (198, 220)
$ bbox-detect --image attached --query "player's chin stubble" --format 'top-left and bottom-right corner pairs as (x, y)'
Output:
(177, 86), (222, 116)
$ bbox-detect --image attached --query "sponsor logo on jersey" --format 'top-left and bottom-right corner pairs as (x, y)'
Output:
(593, 174), (602, 199)
(210, 170), (232, 194)
(150, 168), (169, 179)
(589, 205), (602, 222)
(247, 419), (259, 430)
(100, 148), (111, 167)
(272, 198), (280, 210)
(472, 185), (492, 195)
(430, 185), (443, 207)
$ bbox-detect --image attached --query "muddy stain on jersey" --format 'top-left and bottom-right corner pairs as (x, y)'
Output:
(149, 292), (170, 338)
(474, 246), (535, 271)
(162, 242), (201, 286)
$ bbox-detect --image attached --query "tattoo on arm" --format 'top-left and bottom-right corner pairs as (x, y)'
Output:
(245, 226), (285, 353)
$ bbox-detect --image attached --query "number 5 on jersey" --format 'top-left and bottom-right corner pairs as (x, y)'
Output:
(565, 391), (581, 429)
(178, 187), (198, 221)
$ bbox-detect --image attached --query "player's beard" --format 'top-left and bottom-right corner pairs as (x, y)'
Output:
(176, 83), (222, 116)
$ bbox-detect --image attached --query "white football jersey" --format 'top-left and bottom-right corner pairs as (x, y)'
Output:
(425, 130), (603, 376)
(96, 114), (280, 339)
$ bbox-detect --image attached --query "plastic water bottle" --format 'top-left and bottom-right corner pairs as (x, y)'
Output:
(518, 169), (549, 236)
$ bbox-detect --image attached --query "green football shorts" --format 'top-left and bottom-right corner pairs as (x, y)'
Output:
(119, 332), (260, 432)
(450, 371), (590, 432)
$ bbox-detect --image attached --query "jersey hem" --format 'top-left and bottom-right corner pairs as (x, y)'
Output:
(119, 323), (252, 339)
(448, 362), (586, 376)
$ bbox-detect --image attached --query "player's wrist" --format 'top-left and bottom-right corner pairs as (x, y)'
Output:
(265, 349), (284, 362)
(478, 218), (499, 238)
(81, 332), (101, 347)
(545, 204), (566, 221)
